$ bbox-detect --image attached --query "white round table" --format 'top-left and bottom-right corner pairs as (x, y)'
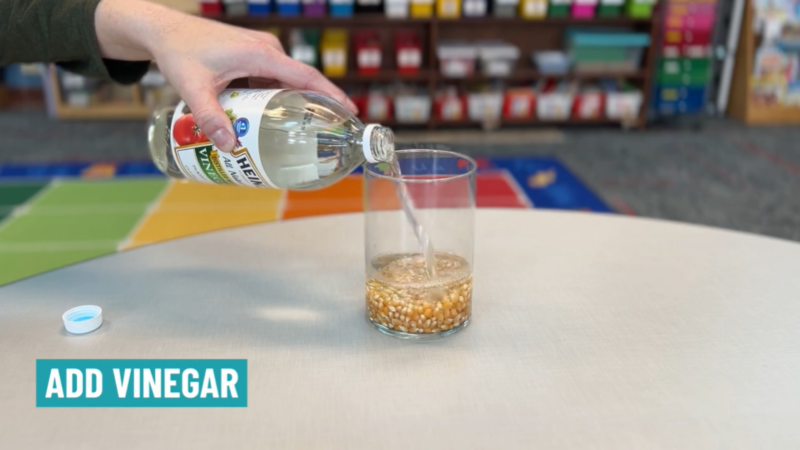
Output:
(2, 210), (800, 448)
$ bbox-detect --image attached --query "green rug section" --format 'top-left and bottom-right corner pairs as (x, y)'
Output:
(0, 183), (49, 221)
(0, 179), (167, 285)
(0, 249), (116, 287)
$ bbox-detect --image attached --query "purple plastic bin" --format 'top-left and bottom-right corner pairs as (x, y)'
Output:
(304, 0), (327, 15)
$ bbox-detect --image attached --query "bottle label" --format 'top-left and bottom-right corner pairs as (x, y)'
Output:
(170, 89), (282, 188)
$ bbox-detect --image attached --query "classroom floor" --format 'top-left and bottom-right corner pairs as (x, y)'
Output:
(2, 110), (800, 285)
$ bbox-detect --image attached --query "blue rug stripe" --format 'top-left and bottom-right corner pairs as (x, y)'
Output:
(484, 157), (612, 212)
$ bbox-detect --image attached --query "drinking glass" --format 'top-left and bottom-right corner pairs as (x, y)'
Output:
(363, 149), (476, 340)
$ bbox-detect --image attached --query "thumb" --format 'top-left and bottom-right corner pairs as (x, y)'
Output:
(182, 88), (236, 153)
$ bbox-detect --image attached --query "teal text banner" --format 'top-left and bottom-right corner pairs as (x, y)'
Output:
(36, 359), (247, 408)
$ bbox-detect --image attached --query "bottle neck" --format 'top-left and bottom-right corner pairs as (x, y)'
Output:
(361, 124), (395, 163)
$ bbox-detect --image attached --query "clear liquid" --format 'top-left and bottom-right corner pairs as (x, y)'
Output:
(148, 90), (377, 191)
(387, 158), (437, 279)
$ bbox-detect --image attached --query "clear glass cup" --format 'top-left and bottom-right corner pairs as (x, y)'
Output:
(364, 149), (476, 340)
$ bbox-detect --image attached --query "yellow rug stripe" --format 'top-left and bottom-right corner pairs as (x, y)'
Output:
(121, 181), (283, 250)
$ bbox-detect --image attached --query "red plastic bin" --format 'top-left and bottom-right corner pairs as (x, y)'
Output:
(435, 92), (468, 121)
(394, 30), (423, 75)
(503, 88), (536, 119)
(354, 31), (382, 76)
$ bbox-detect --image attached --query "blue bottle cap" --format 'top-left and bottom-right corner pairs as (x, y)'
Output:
(62, 305), (103, 335)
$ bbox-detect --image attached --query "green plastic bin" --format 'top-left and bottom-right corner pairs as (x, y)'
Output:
(657, 58), (711, 86)
(547, 2), (569, 18)
(597, 4), (622, 16)
(625, 0), (653, 19)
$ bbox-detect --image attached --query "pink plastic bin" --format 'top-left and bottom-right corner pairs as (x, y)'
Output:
(571, 4), (595, 18)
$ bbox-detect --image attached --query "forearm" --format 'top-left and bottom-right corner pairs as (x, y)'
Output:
(0, 0), (101, 65)
(94, 0), (182, 62)
(0, 0), (158, 82)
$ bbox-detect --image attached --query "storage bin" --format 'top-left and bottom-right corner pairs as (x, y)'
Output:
(654, 86), (706, 115)
(571, 4), (595, 18)
(321, 30), (348, 78)
(572, 86), (604, 118)
(664, 28), (713, 47)
(351, 92), (368, 118)
(463, 0), (488, 17)
(435, 89), (468, 121)
(596, 0), (623, 16)
(478, 41), (520, 77)
(567, 29), (650, 73)
(356, 0), (383, 13)
(493, 0), (519, 17)
(223, 0), (248, 16)
(366, 93), (393, 121)
(625, 0), (655, 19)
(503, 88), (536, 119)
(276, 0), (302, 15)
(303, 0), (327, 16)
(658, 58), (711, 86)
(520, 0), (548, 18)
(666, 2), (716, 18)
(437, 42), (478, 78)
(537, 80), (574, 120)
(437, 0), (461, 18)
(410, 0), (434, 17)
(533, 51), (571, 75)
(395, 30), (423, 74)
(603, 81), (643, 120)
(665, 13), (715, 31)
(248, 0), (272, 15)
(571, 3), (596, 18)
(662, 35), (713, 58)
(199, 0), (223, 16)
(330, 0), (355, 15)
(395, 94), (432, 123)
(355, 31), (382, 75)
(290, 29), (320, 67)
(548, 0), (571, 17)
(385, 0), (410, 16)
(468, 91), (504, 122)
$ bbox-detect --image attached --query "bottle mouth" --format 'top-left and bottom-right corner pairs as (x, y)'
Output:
(364, 125), (395, 163)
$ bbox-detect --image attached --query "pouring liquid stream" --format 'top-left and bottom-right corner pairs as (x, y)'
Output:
(388, 158), (437, 279)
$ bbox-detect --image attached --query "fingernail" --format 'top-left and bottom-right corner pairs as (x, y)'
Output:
(211, 130), (234, 153)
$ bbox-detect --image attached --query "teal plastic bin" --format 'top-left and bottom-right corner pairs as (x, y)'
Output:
(567, 29), (650, 73)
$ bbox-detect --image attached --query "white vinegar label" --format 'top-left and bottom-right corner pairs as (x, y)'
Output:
(170, 89), (282, 188)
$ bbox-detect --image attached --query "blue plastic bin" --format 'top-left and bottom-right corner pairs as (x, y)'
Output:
(654, 86), (706, 115)
(248, 0), (272, 14)
(330, 0), (355, 16)
(277, 0), (302, 15)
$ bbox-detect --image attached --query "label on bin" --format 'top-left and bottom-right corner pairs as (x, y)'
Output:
(323, 50), (347, 69)
(358, 49), (382, 68)
(524, 0), (546, 15)
(398, 49), (422, 68)
(170, 90), (282, 188)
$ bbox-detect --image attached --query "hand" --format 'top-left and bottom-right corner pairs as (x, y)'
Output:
(94, 0), (357, 152)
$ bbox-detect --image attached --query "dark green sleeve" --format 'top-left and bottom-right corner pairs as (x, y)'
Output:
(0, 0), (150, 84)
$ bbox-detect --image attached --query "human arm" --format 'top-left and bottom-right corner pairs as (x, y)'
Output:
(0, 0), (149, 83)
(0, 0), (356, 152)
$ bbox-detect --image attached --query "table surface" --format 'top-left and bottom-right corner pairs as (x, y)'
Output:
(2, 209), (800, 449)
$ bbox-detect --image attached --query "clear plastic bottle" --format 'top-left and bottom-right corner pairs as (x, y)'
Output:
(148, 89), (395, 190)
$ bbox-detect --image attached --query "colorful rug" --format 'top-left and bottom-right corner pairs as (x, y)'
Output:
(0, 157), (611, 286)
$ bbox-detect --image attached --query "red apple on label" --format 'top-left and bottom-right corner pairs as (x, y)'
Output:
(172, 114), (207, 145)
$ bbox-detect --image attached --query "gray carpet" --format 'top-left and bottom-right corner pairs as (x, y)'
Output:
(2, 111), (800, 242)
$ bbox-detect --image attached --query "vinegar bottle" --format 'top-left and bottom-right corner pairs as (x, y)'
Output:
(147, 89), (395, 190)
